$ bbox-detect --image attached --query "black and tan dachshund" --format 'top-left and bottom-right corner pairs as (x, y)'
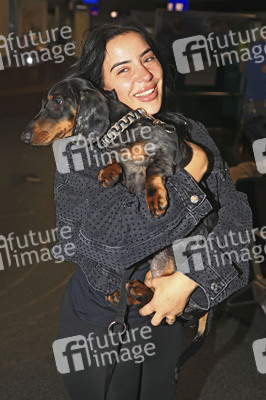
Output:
(21, 76), (192, 218)
(21, 77), (214, 367)
(20, 75), (195, 305)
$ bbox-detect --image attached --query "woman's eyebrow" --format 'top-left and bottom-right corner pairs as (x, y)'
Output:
(110, 48), (153, 72)
(110, 60), (131, 72)
(139, 48), (152, 58)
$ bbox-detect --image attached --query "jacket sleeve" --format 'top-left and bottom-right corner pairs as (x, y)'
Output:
(52, 136), (213, 274)
(173, 121), (253, 310)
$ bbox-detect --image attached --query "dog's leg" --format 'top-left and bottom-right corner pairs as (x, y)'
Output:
(98, 159), (122, 188)
(107, 249), (175, 309)
(196, 312), (209, 338)
(145, 174), (168, 217)
(125, 249), (174, 307)
(145, 158), (172, 218)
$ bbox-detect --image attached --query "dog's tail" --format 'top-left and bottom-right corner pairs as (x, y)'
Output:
(173, 308), (214, 382)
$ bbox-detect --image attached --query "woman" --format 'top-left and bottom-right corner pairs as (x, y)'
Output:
(54, 19), (252, 400)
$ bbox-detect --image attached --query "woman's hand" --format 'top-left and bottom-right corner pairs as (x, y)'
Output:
(139, 271), (198, 326)
(184, 142), (208, 182)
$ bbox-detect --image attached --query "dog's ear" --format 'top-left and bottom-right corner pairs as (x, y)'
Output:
(102, 88), (119, 101)
(73, 87), (111, 143)
(102, 89), (130, 125)
(70, 77), (129, 143)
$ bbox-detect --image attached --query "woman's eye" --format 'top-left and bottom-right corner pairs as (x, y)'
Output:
(117, 68), (129, 75)
(144, 56), (156, 63)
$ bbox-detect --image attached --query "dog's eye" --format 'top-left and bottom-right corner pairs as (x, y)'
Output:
(52, 97), (63, 105)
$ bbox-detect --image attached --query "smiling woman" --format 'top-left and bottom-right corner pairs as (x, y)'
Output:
(53, 17), (252, 400)
(75, 18), (177, 113)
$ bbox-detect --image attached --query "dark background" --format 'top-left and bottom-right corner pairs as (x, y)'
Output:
(0, 1), (266, 399)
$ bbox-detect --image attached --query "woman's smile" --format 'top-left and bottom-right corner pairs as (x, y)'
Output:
(133, 84), (158, 101)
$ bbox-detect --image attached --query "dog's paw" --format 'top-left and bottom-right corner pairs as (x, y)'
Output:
(146, 186), (168, 218)
(106, 281), (153, 309)
(98, 163), (122, 188)
(105, 290), (120, 306)
(105, 289), (139, 308)
(126, 280), (153, 308)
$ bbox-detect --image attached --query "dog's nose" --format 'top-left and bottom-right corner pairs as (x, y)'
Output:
(21, 131), (32, 143)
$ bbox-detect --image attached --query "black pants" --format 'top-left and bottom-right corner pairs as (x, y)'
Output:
(57, 287), (182, 400)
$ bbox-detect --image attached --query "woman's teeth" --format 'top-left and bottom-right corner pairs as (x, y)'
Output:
(135, 87), (155, 97)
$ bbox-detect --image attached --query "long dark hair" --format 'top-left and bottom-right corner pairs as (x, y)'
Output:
(70, 18), (179, 113)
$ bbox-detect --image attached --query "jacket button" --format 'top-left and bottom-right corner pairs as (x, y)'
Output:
(220, 168), (227, 176)
(190, 195), (199, 204)
(210, 282), (218, 292)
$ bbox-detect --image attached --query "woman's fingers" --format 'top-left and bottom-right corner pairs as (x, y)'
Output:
(150, 312), (166, 326)
(139, 301), (155, 317)
(140, 303), (166, 326)
(141, 308), (177, 326)
(144, 269), (152, 281)
(144, 275), (154, 288)
(140, 302), (180, 326)
(139, 272), (198, 326)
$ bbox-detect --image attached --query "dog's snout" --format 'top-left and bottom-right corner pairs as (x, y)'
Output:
(21, 131), (33, 144)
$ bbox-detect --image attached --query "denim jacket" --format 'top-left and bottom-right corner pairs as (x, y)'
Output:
(52, 119), (253, 311)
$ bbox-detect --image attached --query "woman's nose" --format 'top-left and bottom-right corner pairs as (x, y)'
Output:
(135, 64), (153, 83)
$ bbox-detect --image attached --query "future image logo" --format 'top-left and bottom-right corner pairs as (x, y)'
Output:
(53, 326), (156, 373)
(172, 235), (210, 274)
(52, 127), (156, 173)
(0, 35), (11, 70)
(52, 135), (91, 174)
(252, 338), (266, 374)
(173, 25), (266, 74)
(0, 26), (75, 71)
(172, 35), (211, 74)
(53, 335), (91, 374)
(252, 138), (266, 174)
(0, 225), (74, 270)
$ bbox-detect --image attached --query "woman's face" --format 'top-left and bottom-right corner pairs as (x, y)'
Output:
(102, 31), (163, 115)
